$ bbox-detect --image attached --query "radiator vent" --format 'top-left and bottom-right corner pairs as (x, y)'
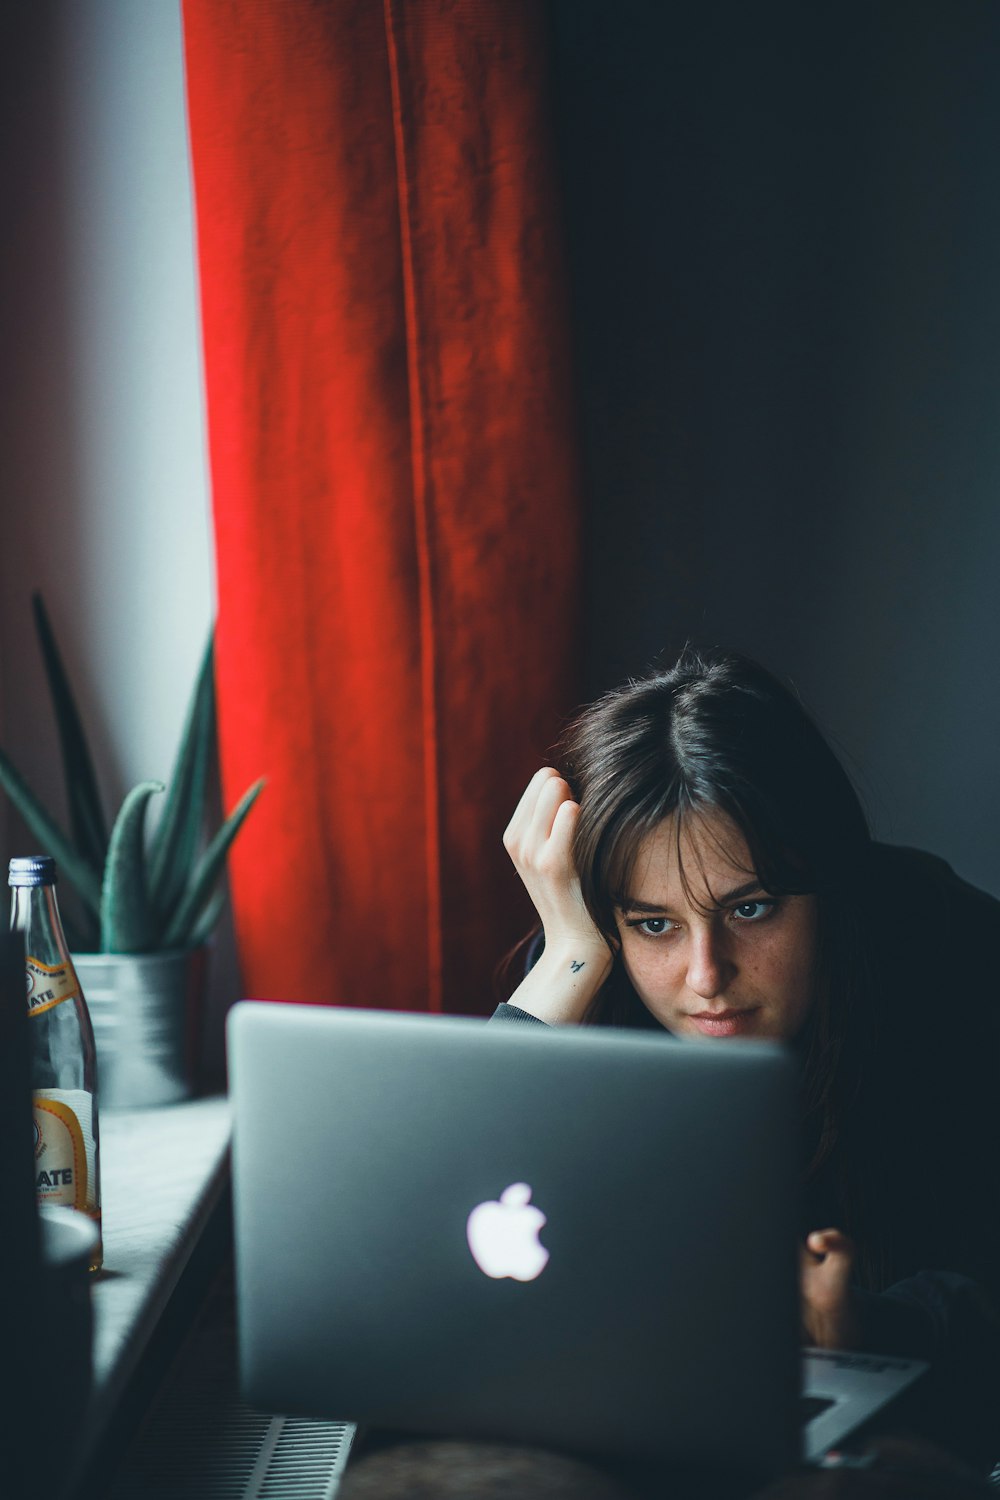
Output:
(101, 1323), (354, 1500)
(255, 1419), (353, 1499)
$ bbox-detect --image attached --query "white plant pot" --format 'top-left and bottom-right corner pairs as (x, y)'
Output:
(72, 947), (206, 1109)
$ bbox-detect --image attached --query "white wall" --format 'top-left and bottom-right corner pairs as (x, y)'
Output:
(2, 0), (213, 856)
(1, 2), (238, 1067)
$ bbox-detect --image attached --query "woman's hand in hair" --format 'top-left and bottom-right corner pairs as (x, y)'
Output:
(502, 768), (613, 1023)
(800, 1229), (861, 1350)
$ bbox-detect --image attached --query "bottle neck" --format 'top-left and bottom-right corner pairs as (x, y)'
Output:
(9, 883), (72, 967)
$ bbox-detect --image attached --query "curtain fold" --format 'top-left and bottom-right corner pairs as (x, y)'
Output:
(181, 0), (581, 1013)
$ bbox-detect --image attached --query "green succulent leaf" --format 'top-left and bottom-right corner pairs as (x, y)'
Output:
(187, 885), (228, 950)
(100, 780), (165, 952)
(160, 777), (264, 950)
(148, 631), (215, 923)
(32, 592), (109, 872)
(0, 747), (103, 914)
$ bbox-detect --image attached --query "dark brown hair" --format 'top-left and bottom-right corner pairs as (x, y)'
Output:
(550, 648), (884, 1285)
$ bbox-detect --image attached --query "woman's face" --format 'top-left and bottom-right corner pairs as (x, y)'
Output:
(615, 809), (817, 1040)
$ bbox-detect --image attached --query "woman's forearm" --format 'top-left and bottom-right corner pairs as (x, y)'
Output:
(503, 938), (613, 1024)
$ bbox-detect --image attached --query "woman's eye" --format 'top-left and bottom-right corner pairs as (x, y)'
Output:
(731, 900), (775, 922)
(626, 916), (675, 937)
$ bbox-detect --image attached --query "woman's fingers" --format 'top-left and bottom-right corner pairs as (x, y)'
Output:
(802, 1228), (855, 1290)
(503, 767), (562, 848)
(532, 773), (577, 853)
(502, 767), (605, 950)
(548, 793), (580, 844)
(503, 767), (576, 861)
(801, 1228), (859, 1350)
(805, 1229), (854, 1263)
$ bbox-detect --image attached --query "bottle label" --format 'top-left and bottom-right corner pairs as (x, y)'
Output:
(25, 955), (81, 1018)
(33, 1094), (90, 1211)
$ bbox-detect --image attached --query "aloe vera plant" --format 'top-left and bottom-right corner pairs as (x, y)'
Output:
(0, 594), (263, 953)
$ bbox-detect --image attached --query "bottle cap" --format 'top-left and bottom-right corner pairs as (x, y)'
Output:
(8, 856), (57, 887)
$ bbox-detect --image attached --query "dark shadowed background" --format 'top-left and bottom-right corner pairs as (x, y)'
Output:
(548, 0), (1000, 895)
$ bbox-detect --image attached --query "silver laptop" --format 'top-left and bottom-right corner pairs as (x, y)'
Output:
(227, 1002), (926, 1482)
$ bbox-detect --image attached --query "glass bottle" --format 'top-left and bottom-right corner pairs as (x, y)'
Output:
(9, 855), (102, 1271)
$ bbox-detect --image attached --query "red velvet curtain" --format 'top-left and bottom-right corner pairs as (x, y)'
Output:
(181, 0), (581, 1014)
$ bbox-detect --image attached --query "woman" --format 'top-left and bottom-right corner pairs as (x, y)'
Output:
(495, 648), (1000, 1474)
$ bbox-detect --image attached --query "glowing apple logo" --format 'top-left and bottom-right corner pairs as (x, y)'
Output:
(466, 1182), (550, 1281)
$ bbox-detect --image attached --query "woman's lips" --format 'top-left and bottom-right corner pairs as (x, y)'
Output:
(688, 1008), (759, 1037)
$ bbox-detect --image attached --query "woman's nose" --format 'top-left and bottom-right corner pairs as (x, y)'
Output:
(685, 925), (734, 999)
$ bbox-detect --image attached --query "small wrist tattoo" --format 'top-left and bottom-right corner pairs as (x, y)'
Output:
(569, 960), (585, 973)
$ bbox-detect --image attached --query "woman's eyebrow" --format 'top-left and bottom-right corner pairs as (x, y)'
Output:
(619, 879), (766, 913)
(715, 879), (770, 904)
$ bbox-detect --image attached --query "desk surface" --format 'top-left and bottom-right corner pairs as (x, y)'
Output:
(85, 1095), (231, 1467)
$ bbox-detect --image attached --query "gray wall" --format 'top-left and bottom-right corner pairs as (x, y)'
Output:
(1, 3), (236, 1066)
(1, 1), (214, 814)
(550, 0), (1000, 895)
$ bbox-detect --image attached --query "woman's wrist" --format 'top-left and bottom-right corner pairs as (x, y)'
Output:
(506, 937), (613, 1025)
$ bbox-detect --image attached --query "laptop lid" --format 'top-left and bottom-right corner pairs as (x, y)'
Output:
(228, 1002), (803, 1479)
